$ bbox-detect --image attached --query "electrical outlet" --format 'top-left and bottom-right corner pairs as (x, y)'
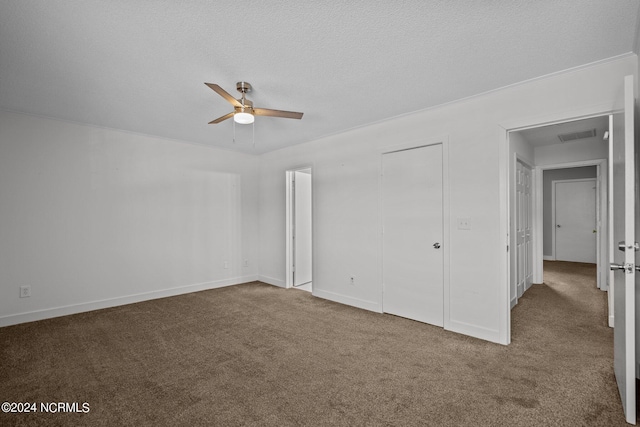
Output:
(19, 285), (31, 298)
(350, 276), (355, 285)
(223, 261), (229, 269)
(457, 217), (471, 230)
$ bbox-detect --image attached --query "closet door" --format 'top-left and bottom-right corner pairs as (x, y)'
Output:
(382, 144), (443, 326)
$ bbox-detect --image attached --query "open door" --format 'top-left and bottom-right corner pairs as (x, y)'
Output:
(293, 169), (312, 287)
(611, 75), (637, 424)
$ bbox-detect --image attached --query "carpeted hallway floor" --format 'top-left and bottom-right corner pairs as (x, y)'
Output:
(0, 261), (629, 426)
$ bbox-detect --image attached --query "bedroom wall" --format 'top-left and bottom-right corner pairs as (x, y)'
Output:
(258, 54), (636, 344)
(0, 111), (259, 326)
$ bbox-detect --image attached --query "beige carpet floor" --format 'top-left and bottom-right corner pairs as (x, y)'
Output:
(0, 261), (629, 426)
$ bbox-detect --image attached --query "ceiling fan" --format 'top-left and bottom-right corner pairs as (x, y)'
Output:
(205, 81), (303, 125)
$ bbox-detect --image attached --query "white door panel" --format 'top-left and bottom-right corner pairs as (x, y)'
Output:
(555, 179), (597, 264)
(516, 161), (533, 298)
(382, 144), (443, 326)
(611, 75), (636, 425)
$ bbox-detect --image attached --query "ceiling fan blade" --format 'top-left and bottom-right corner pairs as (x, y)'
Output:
(254, 108), (303, 120)
(205, 83), (242, 107)
(208, 111), (234, 124)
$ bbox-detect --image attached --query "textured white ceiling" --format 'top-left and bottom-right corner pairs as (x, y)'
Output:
(1, 1), (638, 154)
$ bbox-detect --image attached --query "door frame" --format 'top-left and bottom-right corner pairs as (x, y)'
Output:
(538, 161), (607, 289)
(285, 165), (314, 289)
(499, 101), (621, 345)
(378, 136), (450, 329)
(550, 177), (598, 264)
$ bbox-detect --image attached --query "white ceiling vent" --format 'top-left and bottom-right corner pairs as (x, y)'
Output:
(557, 129), (597, 143)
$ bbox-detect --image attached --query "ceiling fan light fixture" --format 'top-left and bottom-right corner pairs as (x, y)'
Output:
(234, 111), (254, 124)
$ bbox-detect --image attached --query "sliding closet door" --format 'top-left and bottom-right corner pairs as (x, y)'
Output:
(382, 144), (443, 326)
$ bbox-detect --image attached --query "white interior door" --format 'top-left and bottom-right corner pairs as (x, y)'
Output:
(611, 75), (636, 425)
(382, 144), (443, 326)
(516, 160), (533, 297)
(293, 170), (312, 287)
(555, 179), (597, 263)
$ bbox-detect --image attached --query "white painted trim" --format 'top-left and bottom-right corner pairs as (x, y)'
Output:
(442, 139), (451, 331)
(538, 159), (608, 170)
(498, 125), (510, 345)
(0, 275), (258, 328)
(500, 103), (622, 135)
(313, 288), (381, 313)
(258, 275), (286, 288)
(610, 314), (615, 328)
(448, 320), (501, 344)
(510, 297), (518, 309)
(543, 255), (555, 261)
(531, 168), (543, 284)
(608, 114), (614, 326)
(534, 169), (545, 283)
(595, 162), (608, 290)
(285, 171), (293, 288)
(379, 135), (448, 154)
(378, 136), (450, 330)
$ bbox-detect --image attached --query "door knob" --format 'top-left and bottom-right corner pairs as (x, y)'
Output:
(610, 263), (638, 273)
(556, 224), (561, 228)
(433, 243), (441, 249)
(618, 241), (640, 252)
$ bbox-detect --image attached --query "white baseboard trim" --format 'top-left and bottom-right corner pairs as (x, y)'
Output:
(447, 319), (501, 344)
(0, 275), (258, 328)
(258, 275), (285, 288)
(312, 288), (381, 313)
(543, 256), (555, 261)
(510, 297), (518, 309)
(609, 314), (614, 328)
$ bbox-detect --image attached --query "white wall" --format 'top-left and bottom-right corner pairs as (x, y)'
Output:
(0, 111), (259, 326)
(259, 55), (636, 344)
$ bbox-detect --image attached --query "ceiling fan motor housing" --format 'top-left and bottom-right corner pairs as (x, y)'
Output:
(236, 81), (252, 93)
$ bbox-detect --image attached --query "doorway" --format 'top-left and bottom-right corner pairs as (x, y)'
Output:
(508, 116), (609, 306)
(552, 178), (597, 264)
(286, 167), (313, 292)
